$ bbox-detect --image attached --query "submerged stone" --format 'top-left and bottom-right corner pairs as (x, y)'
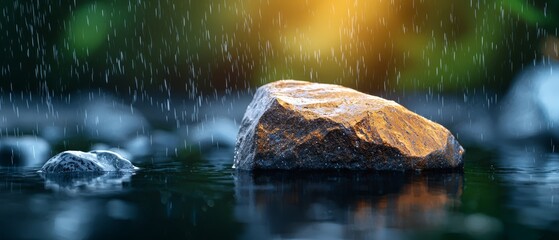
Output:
(39, 150), (138, 173)
(233, 80), (464, 171)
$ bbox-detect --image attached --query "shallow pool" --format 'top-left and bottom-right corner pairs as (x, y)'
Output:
(1, 92), (559, 239)
(1, 145), (558, 239)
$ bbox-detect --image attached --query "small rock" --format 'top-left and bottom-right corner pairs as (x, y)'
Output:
(39, 150), (138, 173)
(499, 63), (559, 140)
(0, 136), (50, 167)
(233, 80), (464, 170)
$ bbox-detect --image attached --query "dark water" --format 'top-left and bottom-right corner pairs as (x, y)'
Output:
(0, 92), (558, 240)
(1, 147), (558, 239)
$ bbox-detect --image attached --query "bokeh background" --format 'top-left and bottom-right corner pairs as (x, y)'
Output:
(1, 1), (559, 239)
(1, 0), (558, 96)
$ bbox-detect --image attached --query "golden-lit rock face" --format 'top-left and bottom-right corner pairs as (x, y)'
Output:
(233, 80), (464, 170)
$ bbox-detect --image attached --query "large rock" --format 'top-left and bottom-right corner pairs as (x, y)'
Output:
(39, 150), (138, 173)
(233, 80), (464, 170)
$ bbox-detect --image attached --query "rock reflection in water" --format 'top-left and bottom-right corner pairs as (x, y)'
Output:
(40, 172), (133, 193)
(234, 171), (463, 239)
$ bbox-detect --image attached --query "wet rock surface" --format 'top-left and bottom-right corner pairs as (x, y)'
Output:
(40, 150), (138, 173)
(234, 80), (464, 170)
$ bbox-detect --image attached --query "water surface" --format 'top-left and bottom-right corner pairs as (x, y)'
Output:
(1, 148), (558, 239)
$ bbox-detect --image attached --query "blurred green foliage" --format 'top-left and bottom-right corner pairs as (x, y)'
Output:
(0, 0), (557, 95)
(65, 2), (109, 57)
(504, 0), (559, 26)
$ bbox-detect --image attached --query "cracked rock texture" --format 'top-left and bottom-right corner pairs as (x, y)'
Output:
(233, 80), (464, 171)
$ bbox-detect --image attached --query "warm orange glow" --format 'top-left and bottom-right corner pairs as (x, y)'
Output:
(279, 1), (391, 52)
(542, 36), (559, 60)
(349, 180), (461, 228)
(206, 1), (508, 92)
(393, 180), (452, 213)
(238, 0), (395, 89)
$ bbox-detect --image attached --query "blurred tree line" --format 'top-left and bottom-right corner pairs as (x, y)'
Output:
(0, 0), (557, 97)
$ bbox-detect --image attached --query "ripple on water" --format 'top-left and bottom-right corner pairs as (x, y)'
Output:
(495, 150), (559, 229)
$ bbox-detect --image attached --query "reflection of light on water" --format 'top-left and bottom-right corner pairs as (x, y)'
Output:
(38, 172), (138, 238)
(234, 171), (463, 239)
(497, 150), (559, 229)
(37, 170), (139, 238)
(463, 214), (503, 237)
(292, 222), (344, 240)
(48, 198), (138, 239)
(347, 181), (457, 238)
(389, 181), (454, 227)
(40, 172), (134, 194)
(54, 200), (94, 240)
(106, 199), (137, 220)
